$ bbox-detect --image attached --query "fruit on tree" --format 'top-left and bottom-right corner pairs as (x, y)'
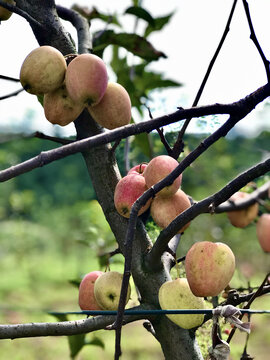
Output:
(256, 214), (270, 252)
(150, 189), (191, 233)
(127, 163), (148, 175)
(185, 241), (235, 297)
(20, 46), (67, 95)
(0, 0), (15, 21)
(65, 53), (108, 106)
(114, 173), (152, 218)
(143, 155), (182, 197)
(94, 271), (131, 310)
(78, 271), (104, 310)
(88, 82), (131, 129)
(158, 278), (205, 329)
(43, 84), (84, 126)
(227, 191), (259, 228)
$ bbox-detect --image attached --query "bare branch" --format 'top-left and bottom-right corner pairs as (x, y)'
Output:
(172, 0), (238, 156)
(56, 5), (92, 54)
(0, 83), (269, 183)
(0, 88), (24, 100)
(0, 75), (20, 82)
(0, 305), (150, 340)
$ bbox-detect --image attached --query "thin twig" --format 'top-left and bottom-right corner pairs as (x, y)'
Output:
(172, 0), (238, 157)
(242, 0), (270, 81)
(0, 75), (20, 82)
(0, 88), (24, 101)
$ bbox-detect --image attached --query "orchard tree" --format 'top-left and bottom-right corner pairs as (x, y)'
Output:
(0, 1), (270, 360)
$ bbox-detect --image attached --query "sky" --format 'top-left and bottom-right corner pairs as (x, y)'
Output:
(1, 0), (270, 137)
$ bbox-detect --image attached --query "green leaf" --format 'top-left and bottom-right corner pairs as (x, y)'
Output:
(68, 334), (86, 359)
(133, 133), (153, 159)
(86, 336), (105, 349)
(125, 6), (155, 26)
(144, 12), (174, 37)
(68, 278), (81, 288)
(93, 30), (166, 61)
(72, 5), (121, 26)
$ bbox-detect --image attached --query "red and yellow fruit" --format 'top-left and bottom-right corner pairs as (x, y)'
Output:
(227, 191), (258, 228)
(78, 271), (104, 310)
(65, 53), (108, 106)
(185, 241), (235, 297)
(256, 214), (270, 252)
(88, 82), (131, 129)
(20, 46), (67, 95)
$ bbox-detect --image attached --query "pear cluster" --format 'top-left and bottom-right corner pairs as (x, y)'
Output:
(114, 155), (191, 234)
(78, 270), (131, 311)
(19, 46), (132, 128)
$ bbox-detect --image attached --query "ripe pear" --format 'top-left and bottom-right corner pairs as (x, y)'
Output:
(158, 278), (205, 329)
(65, 53), (108, 106)
(150, 189), (191, 233)
(88, 82), (131, 129)
(43, 84), (84, 126)
(185, 241), (235, 297)
(256, 214), (270, 252)
(0, 0), (15, 21)
(227, 191), (258, 228)
(143, 155), (182, 197)
(94, 271), (131, 311)
(20, 46), (67, 95)
(114, 173), (152, 218)
(78, 271), (104, 310)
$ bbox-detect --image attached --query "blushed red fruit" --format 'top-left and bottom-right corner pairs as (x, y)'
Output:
(114, 174), (152, 218)
(88, 82), (131, 129)
(150, 189), (191, 233)
(143, 155), (182, 197)
(227, 191), (258, 228)
(20, 46), (67, 95)
(127, 163), (148, 175)
(65, 53), (108, 106)
(43, 84), (84, 126)
(256, 214), (270, 252)
(78, 271), (104, 310)
(185, 241), (235, 297)
(0, 0), (15, 21)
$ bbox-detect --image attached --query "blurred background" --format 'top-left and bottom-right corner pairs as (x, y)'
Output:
(0, 0), (269, 359)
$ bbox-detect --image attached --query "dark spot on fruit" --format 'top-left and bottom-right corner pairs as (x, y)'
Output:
(109, 293), (116, 301)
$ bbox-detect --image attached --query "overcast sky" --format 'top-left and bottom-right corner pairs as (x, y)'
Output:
(1, 0), (270, 136)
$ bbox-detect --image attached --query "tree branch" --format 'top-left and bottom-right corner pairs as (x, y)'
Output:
(0, 88), (24, 101)
(56, 5), (92, 54)
(0, 82), (269, 183)
(146, 157), (270, 269)
(0, 305), (151, 340)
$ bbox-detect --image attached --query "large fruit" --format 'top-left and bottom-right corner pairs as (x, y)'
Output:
(256, 214), (270, 252)
(43, 84), (84, 126)
(88, 82), (131, 129)
(94, 271), (131, 311)
(65, 53), (108, 106)
(158, 278), (205, 329)
(0, 0), (15, 21)
(185, 241), (235, 297)
(227, 191), (259, 228)
(78, 271), (104, 310)
(114, 173), (151, 218)
(20, 46), (67, 95)
(150, 189), (191, 233)
(143, 155), (182, 197)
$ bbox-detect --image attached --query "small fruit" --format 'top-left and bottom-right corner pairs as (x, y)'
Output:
(256, 214), (270, 252)
(227, 191), (258, 228)
(88, 82), (131, 129)
(127, 163), (148, 175)
(43, 84), (84, 126)
(94, 271), (131, 310)
(158, 278), (205, 329)
(0, 0), (15, 21)
(185, 241), (235, 297)
(78, 271), (104, 310)
(150, 189), (191, 233)
(65, 53), (108, 106)
(20, 46), (67, 95)
(114, 173), (152, 218)
(143, 155), (182, 197)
